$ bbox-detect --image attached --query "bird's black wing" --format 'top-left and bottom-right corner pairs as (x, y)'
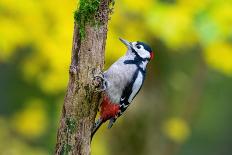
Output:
(108, 68), (145, 128)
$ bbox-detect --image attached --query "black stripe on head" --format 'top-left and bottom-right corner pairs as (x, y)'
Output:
(137, 41), (152, 53)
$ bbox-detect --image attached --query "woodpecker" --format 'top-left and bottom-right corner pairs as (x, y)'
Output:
(92, 38), (154, 137)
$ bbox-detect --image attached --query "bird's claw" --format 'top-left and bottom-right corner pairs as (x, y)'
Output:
(92, 73), (107, 92)
(94, 119), (102, 127)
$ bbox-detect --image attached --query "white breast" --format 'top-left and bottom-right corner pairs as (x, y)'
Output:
(104, 56), (137, 103)
(128, 71), (143, 103)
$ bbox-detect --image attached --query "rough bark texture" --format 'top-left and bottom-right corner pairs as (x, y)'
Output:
(55, 0), (113, 154)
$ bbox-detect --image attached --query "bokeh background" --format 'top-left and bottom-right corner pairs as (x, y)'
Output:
(1, 0), (232, 155)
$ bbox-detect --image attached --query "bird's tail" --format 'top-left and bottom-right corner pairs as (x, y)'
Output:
(91, 118), (103, 139)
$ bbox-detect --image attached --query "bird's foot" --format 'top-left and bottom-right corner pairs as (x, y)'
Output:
(94, 118), (102, 128)
(92, 73), (107, 92)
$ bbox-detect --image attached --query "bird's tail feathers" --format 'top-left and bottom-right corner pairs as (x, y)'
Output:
(108, 118), (116, 129)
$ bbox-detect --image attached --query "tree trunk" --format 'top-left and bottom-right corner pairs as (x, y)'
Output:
(55, 0), (113, 154)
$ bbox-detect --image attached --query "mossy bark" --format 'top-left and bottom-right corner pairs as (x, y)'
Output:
(55, 0), (113, 154)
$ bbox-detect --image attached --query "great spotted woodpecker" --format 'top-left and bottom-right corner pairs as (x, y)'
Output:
(92, 38), (154, 137)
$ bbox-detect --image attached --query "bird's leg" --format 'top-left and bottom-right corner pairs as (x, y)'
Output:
(92, 73), (107, 92)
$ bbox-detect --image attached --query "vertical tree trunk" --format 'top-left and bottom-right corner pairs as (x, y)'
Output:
(55, 0), (113, 154)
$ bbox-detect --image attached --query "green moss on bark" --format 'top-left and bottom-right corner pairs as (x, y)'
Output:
(74, 0), (115, 40)
(60, 143), (72, 155)
(66, 117), (77, 134)
(74, 0), (101, 39)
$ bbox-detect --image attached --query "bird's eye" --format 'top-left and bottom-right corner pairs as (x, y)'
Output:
(136, 45), (141, 49)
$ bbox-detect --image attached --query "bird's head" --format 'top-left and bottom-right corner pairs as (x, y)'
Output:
(119, 38), (154, 61)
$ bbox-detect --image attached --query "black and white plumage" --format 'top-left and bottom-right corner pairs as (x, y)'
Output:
(92, 38), (153, 137)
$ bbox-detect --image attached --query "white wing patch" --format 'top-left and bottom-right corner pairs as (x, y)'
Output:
(128, 71), (143, 103)
(120, 97), (126, 102)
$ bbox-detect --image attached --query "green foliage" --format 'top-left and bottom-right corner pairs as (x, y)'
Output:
(74, 0), (101, 39)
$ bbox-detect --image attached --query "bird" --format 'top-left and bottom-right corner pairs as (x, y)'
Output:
(92, 38), (154, 138)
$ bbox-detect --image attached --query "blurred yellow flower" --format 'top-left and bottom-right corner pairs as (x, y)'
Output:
(212, 2), (232, 37)
(146, 5), (197, 49)
(177, 0), (210, 11)
(11, 99), (48, 139)
(0, 0), (74, 94)
(123, 0), (154, 13)
(0, 117), (49, 155)
(163, 117), (190, 143)
(204, 43), (232, 76)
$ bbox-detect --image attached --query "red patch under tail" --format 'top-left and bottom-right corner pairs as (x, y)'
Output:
(100, 95), (120, 122)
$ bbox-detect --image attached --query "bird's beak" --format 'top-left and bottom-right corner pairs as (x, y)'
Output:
(119, 38), (132, 49)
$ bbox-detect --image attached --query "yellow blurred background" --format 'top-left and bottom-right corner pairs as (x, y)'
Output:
(0, 0), (232, 155)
